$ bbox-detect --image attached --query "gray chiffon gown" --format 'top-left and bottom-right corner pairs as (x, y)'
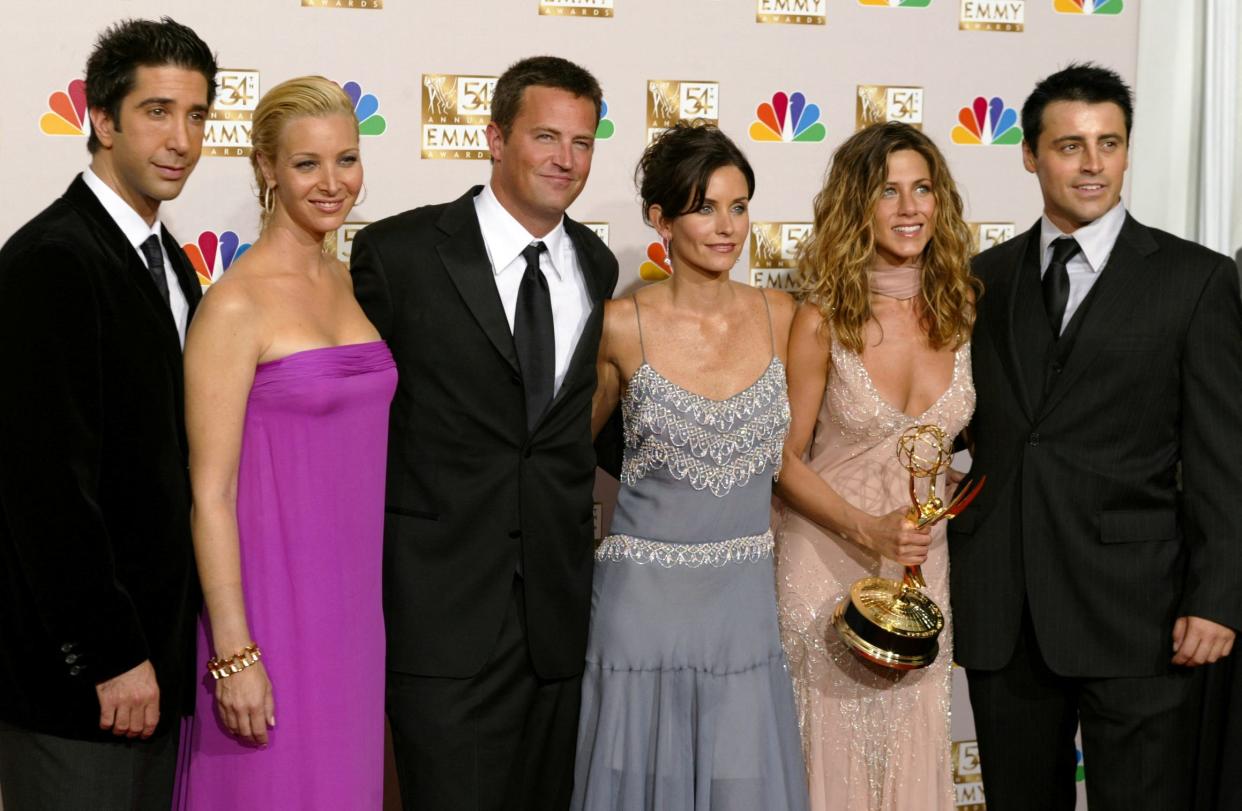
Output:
(572, 294), (810, 811)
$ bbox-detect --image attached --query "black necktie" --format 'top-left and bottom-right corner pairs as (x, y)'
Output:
(514, 242), (553, 430)
(1042, 236), (1080, 336)
(139, 234), (171, 306)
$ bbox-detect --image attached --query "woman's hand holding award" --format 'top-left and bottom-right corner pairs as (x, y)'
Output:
(832, 424), (985, 669)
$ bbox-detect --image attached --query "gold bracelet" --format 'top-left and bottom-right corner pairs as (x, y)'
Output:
(206, 643), (262, 681)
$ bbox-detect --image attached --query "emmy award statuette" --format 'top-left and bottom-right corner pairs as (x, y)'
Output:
(832, 424), (985, 669)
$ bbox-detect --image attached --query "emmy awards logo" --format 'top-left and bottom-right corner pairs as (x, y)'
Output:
(960, 0), (1026, 31)
(581, 223), (610, 246)
(970, 222), (1016, 253)
(749, 222), (811, 289)
(647, 80), (719, 142)
(328, 221), (369, 263)
(755, 0), (826, 25)
(856, 85), (924, 131)
(832, 424), (984, 669)
(421, 73), (496, 159)
(538, 0), (614, 17)
(205, 69), (259, 157)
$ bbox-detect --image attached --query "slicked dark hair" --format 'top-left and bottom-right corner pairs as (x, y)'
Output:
(84, 17), (218, 153)
(1022, 62), (1133, 155)
(490, 55), (602, 138)
(636, 122), (755, 225)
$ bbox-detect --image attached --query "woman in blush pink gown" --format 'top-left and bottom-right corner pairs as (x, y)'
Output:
(178, 77), (393, 809)
(774, 123), (979, 811)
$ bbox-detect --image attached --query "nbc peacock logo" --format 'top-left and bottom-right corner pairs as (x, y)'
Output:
(184, 231), (251, 288)
(341, 81), (386, 136)
(952, 97), (1022, 146)
(638, 241), (672, 282)
(859, 0), (932, 7)
(595, 100), (615, 140)
(40, 79), (89, 137)
(1055, 0), (1122, 13)
(749, 92), (825, 143)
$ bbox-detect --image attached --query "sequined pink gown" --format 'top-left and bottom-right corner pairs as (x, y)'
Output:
(776, 337), (974, 811)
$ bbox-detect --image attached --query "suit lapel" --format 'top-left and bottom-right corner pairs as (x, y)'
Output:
(537, 219), (607, 427)
(161, 227), (203, 318)
(436, 188), (521, 375)
(985, 223), (1039, 421)
(63, 177), (184, 352)
(1037, 215), (1159, 418)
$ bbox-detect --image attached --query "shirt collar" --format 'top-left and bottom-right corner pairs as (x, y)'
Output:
(82, 167), (163, 254)
(473, 183), (568, 280)
(1039, 200), (1126, 274)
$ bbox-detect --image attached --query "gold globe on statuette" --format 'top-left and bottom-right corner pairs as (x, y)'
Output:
(832, 424), (985, 670)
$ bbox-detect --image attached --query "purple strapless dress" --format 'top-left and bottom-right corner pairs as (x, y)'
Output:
(178, 341), (396, 809)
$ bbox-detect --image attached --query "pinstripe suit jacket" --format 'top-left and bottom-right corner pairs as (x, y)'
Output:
(949, 214), (1242, 677)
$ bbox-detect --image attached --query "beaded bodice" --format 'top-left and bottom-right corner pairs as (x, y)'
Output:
(605, 357), (790, 550)
(620, 358), (789, 497)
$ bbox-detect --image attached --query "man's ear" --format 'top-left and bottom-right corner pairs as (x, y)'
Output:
(1021, 139), (1037, 175)
(89, 106), (117, 149)
(485, 121), (505, 163)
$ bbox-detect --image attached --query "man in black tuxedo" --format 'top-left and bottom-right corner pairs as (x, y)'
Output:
(351, 56), (618, 810)
(0, 17), (215, 811)
(950, 64), (1242, 810)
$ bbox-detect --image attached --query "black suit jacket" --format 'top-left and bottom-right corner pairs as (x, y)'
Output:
(0, 175), (202, 739)
(351, 186), (619, 680)
(950, 214), (1242, 677)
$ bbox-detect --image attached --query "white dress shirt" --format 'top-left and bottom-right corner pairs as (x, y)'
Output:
(473, 184), (592, 394)
(1038, 200), (1127, 334)
(82, 167), (190, 346)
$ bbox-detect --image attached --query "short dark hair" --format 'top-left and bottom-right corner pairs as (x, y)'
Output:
(1022, 62), (1133, 155)
(490, 55), (602, 138)
(636, 122), (756, 225)
(84, 17), (218, 153)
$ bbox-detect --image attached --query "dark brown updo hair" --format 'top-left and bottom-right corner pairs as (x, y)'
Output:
(635, 121), (755, 225)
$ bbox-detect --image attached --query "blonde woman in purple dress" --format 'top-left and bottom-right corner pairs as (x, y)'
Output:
(179, 77), (394, 808)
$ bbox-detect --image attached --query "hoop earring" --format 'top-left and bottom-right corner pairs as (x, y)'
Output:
(262, 186), (275, 214)
(354, 183), (367, 207)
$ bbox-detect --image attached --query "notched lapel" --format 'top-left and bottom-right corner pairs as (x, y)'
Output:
(983, 227), (1038, 421)
(435, 191), (520, 375)
(1037, 216), (1160, 418)
(63, 177), (183, 353)
(532, 220), (609, 431)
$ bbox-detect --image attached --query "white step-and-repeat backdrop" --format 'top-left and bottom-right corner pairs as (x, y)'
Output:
(2, 2), (1139, 808)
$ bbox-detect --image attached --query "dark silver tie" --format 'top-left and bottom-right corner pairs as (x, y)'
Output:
(1042, 236), (1080, 336)
(139, 234), (171, 306)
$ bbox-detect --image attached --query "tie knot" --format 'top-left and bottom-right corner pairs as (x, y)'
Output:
(1050, 236), (1080, 266)
(140, 234), (164, 270)
(522, 241), (546, 265)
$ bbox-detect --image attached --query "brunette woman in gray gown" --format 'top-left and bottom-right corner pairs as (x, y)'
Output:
(572, 122), (809, 811)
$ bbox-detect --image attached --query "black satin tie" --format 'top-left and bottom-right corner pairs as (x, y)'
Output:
(1042, 236), (1080, 336)
(139, 234), (171, 306)
(514, 242), (553, 430)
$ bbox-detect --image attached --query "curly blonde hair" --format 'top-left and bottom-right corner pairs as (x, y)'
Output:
(797, 122), (980, 353)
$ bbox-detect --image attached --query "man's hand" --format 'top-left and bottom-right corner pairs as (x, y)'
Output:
(1172, 616), (1235, 667)
(96, 660), (160, 738)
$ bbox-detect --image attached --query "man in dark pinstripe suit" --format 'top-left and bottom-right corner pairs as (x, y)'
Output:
(949, 64), (1242, 810)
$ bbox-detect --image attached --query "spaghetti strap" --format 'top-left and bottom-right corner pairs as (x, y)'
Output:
(633, 293), (648, 363)
(759, 288), (776, 357)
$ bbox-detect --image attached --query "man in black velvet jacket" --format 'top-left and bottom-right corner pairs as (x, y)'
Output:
(0, 18), (216, 810)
